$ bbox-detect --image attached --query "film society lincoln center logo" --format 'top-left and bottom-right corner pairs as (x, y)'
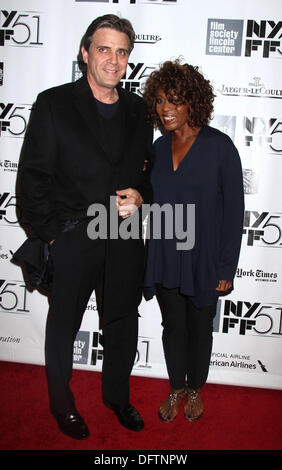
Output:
(206, 19), (244, 56)
(206, 19), (282, 57)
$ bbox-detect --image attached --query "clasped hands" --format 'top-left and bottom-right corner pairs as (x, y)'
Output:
(116, 188), (143, 219)
(50, 191), (234, 296)
(49, 188), (142, 245)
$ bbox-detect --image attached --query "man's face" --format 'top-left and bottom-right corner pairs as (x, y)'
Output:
(81, 27), (129, 91)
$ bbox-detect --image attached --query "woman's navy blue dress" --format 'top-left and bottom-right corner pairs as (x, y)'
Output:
(144, 125), (244, 308)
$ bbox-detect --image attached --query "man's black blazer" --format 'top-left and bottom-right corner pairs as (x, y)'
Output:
(20, 75), (153, 243)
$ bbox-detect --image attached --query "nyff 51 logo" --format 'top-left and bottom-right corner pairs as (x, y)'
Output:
(0, 280), (29, 314)
(245, 20), (282, 58)
(244, 116), (282, 153)
(243, 210), (282, 248)
(220, 299), (282, 337)
(0, 103), (32, 137)
(0, 192), (23, 225)
(120, 62), (156, 96)
(89, 330), (152, 369)
(0, 10), (43, 47)
(215, 299), (282, 337)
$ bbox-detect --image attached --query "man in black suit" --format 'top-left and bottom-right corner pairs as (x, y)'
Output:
(20, 15), (153, 440)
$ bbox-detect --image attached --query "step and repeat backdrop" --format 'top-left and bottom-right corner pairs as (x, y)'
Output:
(0, 0), (282, 390)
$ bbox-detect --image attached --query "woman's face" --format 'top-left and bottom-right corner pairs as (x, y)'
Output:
(155, 89), (190, 132)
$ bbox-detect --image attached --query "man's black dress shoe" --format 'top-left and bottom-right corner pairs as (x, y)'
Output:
(53, 411), (90, 440)
(104, 400), (144, 432)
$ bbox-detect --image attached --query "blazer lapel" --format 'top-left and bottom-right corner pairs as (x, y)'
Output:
(72, 77), (139, 162)
(118, 85), (138, 139)
(117, 85), (139, 157)
(73, 76), (108, 156)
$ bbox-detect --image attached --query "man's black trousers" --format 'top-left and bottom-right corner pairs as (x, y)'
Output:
(45, 219), (140, 415)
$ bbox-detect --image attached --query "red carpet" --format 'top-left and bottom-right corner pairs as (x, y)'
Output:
(0, 361), (281, 456)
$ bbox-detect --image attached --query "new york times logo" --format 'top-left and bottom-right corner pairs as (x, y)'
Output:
(206, 19), (282, 58)
(0, 10), (43, 47)
(0, 159), (19, 172)
(236, 267), (278, 283)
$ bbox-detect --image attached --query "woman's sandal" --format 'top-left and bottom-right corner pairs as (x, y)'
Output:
(184, 388), (203, 422)
(158, 388), (187, 423)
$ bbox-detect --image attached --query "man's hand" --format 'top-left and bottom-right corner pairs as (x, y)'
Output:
(216, 280), (232, 292)
(116, 188), (143, 219)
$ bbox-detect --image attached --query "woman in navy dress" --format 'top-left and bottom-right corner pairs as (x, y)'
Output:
(143, 60), (244, 423)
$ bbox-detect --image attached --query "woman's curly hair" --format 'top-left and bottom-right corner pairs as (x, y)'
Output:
(143, 59), (215, 130)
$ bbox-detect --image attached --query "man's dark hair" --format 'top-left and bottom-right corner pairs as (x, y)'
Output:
(82, 14), (135, 54)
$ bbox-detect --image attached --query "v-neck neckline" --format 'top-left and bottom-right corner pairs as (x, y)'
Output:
(170, 126), (203, 173)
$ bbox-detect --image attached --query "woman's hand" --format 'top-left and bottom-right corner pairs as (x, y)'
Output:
(216, 280), (232, 292)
